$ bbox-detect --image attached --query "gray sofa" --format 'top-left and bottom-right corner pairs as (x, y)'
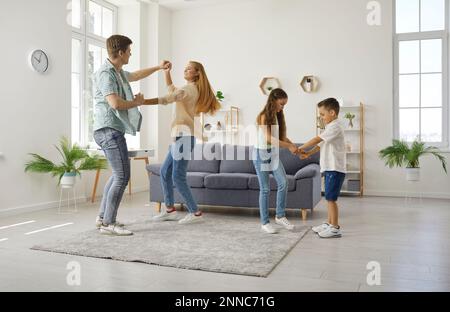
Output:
(146, 143), (321, 220)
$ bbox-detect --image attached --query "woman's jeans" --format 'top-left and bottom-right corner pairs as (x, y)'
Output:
(252, 148), (288, 225)
(160, 136), (199, 213)
(93, 127), (130, 225)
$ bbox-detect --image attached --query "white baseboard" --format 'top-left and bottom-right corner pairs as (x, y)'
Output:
(0, 186), (150, 217)
(0, 196), (87, 217)
(365, 190), (450, 200)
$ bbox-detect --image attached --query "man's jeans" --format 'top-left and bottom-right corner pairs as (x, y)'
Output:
(94, 127), (130, 225)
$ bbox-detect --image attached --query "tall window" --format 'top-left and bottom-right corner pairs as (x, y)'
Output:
(394, 0), (449, 146)
(71, 0), (116, 146)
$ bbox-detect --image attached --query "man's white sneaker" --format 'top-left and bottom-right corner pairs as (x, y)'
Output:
(178, 213), (203, 225)
(318, 225), (342, 238)
(99, 224), (133, 236)
(261, 223), (278, 234)
(96, 216), (124, 229)
(152, 209), (178, 222)
(312, 222), (330, 233)
(275, 217), (295, 231)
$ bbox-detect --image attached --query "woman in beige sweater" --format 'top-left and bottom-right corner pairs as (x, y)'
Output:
(149, 61), (220, 224)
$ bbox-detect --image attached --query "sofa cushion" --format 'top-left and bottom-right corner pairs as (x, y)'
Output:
(147, 164), (162, 176)
(147, 164), (209, 188)
(248, 174), (296, 191)
(294, 164), (320, 180)
(279, 144), (320, 175)
(204, 173), (254, 190)
(188, 143), (222, 173)
(187, 172), (210, 188)
(220, 144), (256, 174)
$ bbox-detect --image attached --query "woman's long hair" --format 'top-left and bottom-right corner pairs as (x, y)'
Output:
(256, 88), (287, 140)
(189, 61), (221, 115)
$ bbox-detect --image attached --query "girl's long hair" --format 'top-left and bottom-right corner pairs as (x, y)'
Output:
(256, 88), (287, 140)
(190, 61), (221, 115)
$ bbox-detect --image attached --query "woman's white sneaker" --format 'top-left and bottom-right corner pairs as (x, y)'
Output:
(152, 209), (178, 221)
(312, 222), (330, 233)
(261, 223), (278, 234)
(178, 213), (203, 224)
(275, 217), (295, 230)
(99, 224), (133, 236)
(318, 225), (342, 238)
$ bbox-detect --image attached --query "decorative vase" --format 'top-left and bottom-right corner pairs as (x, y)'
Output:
(348, 118), (354, 128)
(406, 168), (420, 182)
(60, 172), (76, 188)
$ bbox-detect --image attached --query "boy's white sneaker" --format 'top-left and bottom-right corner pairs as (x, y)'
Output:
(178, 213), (203, 225)
(261, 223), (278, 234)
(152, 209), (178, 222)
(318, 225), (342, 238)
(275, 217), (295, 231)
(312, 222), (330, 233)
(99, 224), (133, 236)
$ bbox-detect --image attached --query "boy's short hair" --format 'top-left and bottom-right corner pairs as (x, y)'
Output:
(318, 98), (340, 115)
(106, 35), (132, 59)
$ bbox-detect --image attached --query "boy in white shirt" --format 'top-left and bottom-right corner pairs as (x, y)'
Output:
(298, 98), (346, 238)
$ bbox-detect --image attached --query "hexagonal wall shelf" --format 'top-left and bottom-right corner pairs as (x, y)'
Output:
(259, 77), (281, 95)
(300, 75), (319, 93)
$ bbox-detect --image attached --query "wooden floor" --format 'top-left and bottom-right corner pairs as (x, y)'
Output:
(0, 192), (449, 292)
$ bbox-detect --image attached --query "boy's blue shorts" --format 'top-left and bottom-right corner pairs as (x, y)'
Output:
(324, 171), (346, 201)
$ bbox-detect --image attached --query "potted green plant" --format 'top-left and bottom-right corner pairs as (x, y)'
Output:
(379, 139), (447, 181)
(344, 112), (356, 128)
(25, 136), (107, 187)
(216, 90), (225, 102)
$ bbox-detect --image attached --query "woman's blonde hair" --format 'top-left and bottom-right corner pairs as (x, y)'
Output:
(189, 61), (221, 115)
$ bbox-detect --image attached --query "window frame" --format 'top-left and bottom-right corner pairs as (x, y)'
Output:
(71, 0), (118, 146)
(393, 0), (450, 148)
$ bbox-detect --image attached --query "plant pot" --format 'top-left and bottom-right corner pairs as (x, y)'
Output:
(60, 172), (76, 187)
(406, 168), (420, 182)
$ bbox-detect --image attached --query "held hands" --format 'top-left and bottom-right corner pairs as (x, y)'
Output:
(288, 144), (300, 155)
(160, 60), (172, 71)
(298, 148), (310, 160)
(133, 93), (145, 106)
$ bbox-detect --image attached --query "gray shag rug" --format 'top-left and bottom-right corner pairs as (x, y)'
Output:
(32, 214), (309, 277)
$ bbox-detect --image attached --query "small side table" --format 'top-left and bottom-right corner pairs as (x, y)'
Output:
(90, 149), (154, 203)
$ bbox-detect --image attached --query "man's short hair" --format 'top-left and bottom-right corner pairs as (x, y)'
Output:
(106, 35), (132, 59)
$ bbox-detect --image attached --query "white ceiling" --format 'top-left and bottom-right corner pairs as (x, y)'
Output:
(108, 0), (245, 11)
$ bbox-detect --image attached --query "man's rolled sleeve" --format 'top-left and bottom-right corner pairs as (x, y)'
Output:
(98, 71), (119, 97)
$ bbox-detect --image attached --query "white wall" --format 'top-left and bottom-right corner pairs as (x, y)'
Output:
(170, 0), (450, 198)
(0, 0), (72, 212)
(0, 0), (172, 214)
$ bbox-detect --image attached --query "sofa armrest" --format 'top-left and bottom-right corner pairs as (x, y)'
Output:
(294, 163), (320, 180)
(146, 164), (162, 176)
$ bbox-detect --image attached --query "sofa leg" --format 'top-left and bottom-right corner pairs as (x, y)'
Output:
(155, 202), (161, 213)
(301, 208), (308, 221)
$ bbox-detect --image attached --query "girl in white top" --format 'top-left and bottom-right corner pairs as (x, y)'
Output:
(148, 61), (220, 224)
(253, 88), (299, 234)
